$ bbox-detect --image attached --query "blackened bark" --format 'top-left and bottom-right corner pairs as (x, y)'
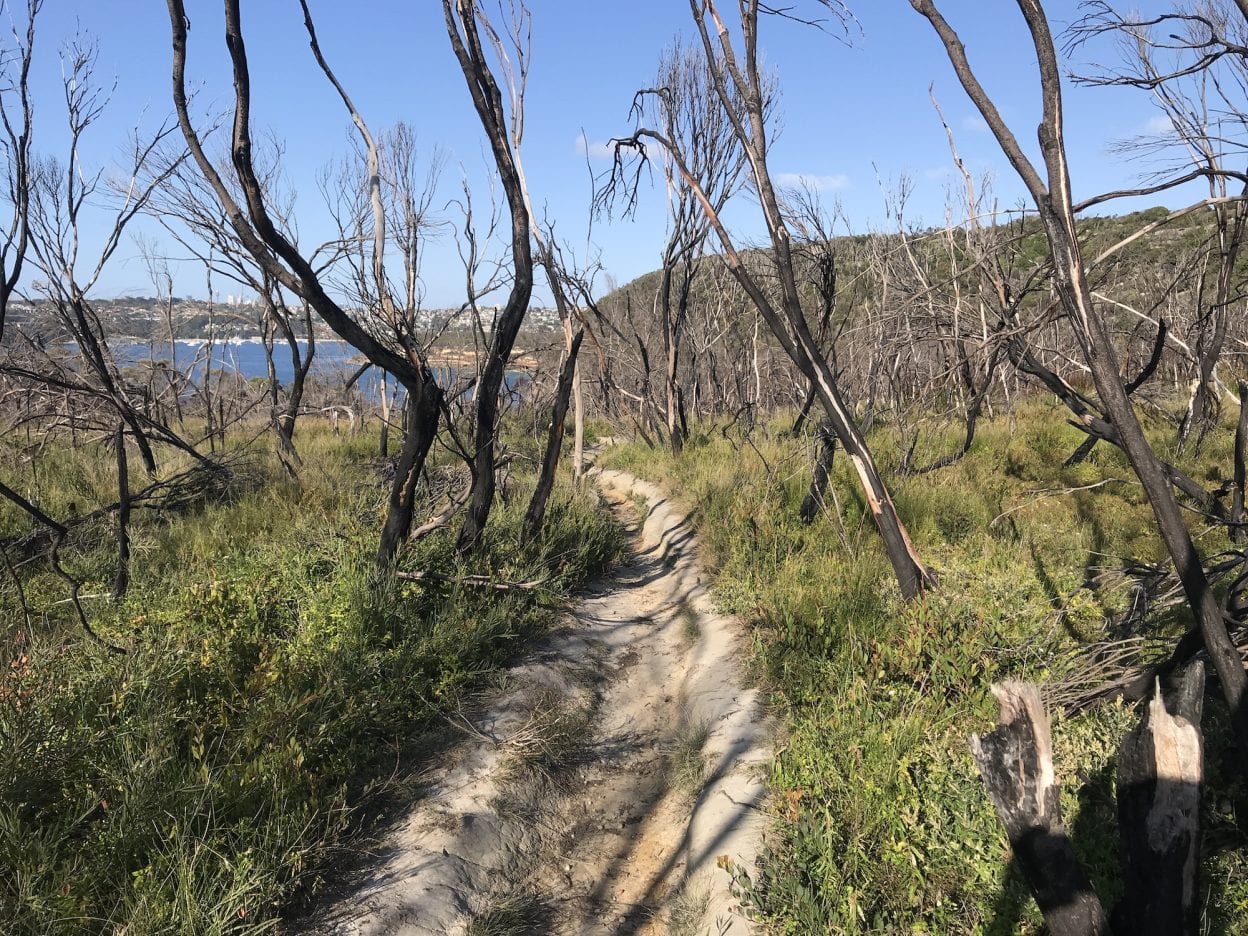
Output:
(522, 330), (584, 541)
(1113, 663), (1204, 936)
(799, 419), (835, 524)
(912, 0), (1248, 765)
(1234, 381), (1248, 544)
(668, 2), (936, 599)
(445, 0), (534, 554)
(791, 383), (817, 436)
(169, 0), (450, 561)
(971, 683), (1110, 936)
(1066, 321), (1167, 467)
(377, 383), (443, 566)
(112, 426), (131, 601)
(273, 290), (313, 468)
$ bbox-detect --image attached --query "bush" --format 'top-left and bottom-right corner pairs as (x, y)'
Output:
(0, 427), (622, 934)
(601, 407), (1248, 933)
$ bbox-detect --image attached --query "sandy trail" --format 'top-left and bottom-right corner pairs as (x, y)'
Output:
(298, 468), (773, 935)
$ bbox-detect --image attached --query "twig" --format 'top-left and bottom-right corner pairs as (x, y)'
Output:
(395, 570), (547, 592)
(990, 478), (1128, 527)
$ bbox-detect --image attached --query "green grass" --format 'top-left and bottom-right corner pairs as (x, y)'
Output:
(602, 401), (1248, 934)
(666, 717), (710, 800)
(465, 892), (552, 935)
(0, 424), (623, 934)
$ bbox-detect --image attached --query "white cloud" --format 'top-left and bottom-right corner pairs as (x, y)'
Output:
(776, 172), (849, 192)
(574, 135), (615, 160)
(1143, 114), (1173, 134)
(961, 114), (989, 133)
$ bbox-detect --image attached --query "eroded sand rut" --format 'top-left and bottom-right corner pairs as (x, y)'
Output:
(301, 468), (772, 935)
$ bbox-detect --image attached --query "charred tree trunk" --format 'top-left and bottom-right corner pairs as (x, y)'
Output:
(112, 426), (131, 601)
(912, 0), (1248, 759)
(169, 0), (463, 563)
(791, 382), (817, 436)
(522, 330), (584, 541)
(1234, 381), (1248, 545)
(376, 380), (443, 566)
(635, 3), (938, 599)
(1113, 663), (1204, 936)
(799, 418), (835, 524)
(1180, 198), (1246, 451)
(446, 0), (534, 554)
(971, 683), (1110, 936)
(972, 670), (1205, 936)
(274, 292), (313, 469)
(1066, 321), (1166, 467)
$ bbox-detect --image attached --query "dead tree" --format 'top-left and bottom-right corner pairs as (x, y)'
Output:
(444, 0), (534, 554)
(22, 30), (204, 478)
(971, 683), (1109, 936)
(973, 665), (1205, 935)
(1115, 666), (1205, 935)
(646, 39), (748, 456)
(786, 183), (844, 438)
(798, 419), (835, 524)
(913, 0), (1248, 761)
(1071, 0), (1248, 449)
(0, 0), (37, 343)
(484, 8), (593, 485)
(167, 0), (446, 565)
(148, 144), (320, 473)
(522, 329), (584, 541)
(605, 0), (935, 599)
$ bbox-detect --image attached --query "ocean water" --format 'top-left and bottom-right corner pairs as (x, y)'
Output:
(113, 339), (527, 400)
(116, 339), (362, 387)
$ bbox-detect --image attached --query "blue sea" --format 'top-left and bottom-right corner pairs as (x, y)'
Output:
(114, 339), (527, 400)
(117, 339), (363, 387)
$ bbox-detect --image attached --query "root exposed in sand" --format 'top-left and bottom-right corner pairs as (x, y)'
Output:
(298, 468), (774, 935)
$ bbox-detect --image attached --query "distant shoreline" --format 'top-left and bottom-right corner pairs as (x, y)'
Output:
(83, 336), (542, 370)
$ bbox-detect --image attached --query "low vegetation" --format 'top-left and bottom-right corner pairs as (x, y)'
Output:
(604, 403), (1248, 934)
(0, 426), (622, 934)
(4, 0), (1248, 931)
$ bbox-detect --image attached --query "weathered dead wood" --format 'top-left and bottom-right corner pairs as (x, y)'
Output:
(1233, 381), (1248, 544)
(111, 425), (130, 601)
(445, 0), (535, 554)
(167, 0), (447, 566)
(522, 329), (584, 542)
(600, 0), (936, 600)
(799, 418), (835, 524)
(1065, 320), (1168, 468)
(971, 682), (1109, 936)
(377, 387), (443, 565)
(394, 570), (546, 593)
(913, 0), (1248, 766)
(1113, 663), (1204, 936)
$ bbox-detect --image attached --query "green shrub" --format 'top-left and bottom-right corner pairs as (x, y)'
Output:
(601, 407), (1248, 934)
(0, 427), (621, 934)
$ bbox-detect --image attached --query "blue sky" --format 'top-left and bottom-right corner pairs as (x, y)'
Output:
(20, 0), (1202, 305)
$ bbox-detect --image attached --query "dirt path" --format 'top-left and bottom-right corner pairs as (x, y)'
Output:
(299, 468), (773, 935)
